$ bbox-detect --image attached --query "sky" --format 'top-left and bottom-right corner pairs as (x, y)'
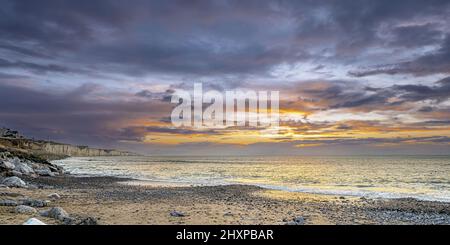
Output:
(0, 0), (450, 155)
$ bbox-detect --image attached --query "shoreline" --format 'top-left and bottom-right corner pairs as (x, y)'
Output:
(1, 174), (450, 225)
(53, 155), (450, 204)
(61, 171), (450, 204)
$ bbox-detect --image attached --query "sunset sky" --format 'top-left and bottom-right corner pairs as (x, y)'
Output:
(1, 0), (450, 155)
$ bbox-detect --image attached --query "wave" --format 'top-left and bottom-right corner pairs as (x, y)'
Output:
(53, 156), (450, 203)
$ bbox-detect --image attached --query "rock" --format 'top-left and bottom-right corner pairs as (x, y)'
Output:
(76, 217), (98, 225)
(0, 192), (24, 197)
(284, 221), (299, 225)
(0, 184), (8, 189)
(15, 162), (35, 176)
(1, 176), (27, 188)
(23, 218), (47, 225)
(0, 199), (18, 206)
(15, 205), (37, 214)
(223, 211), (233, 216)
(21, 198), (50, 207)
(293, 216), (305, 224)
(35, 168), (55, 177)
(284, 216), (305, 225)
(10, 170), (23, 177)
(339, 196), (346, 200)
(62, 217), (76, 225)
(47, 193), (61, 199)
(170, 210), (186, 217)
(40, 207), (70, 221)
(48, 165), (62, 174)
(27, 185), (38, 190)
(0, 160), (15, 170)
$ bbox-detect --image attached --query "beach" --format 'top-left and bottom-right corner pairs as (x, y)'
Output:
(1, 175), (450, 225)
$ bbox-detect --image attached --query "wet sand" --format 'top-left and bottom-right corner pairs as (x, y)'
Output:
(1, 175), (450, 225)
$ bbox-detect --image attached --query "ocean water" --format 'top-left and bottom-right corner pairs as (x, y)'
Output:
(52, 155), (450, 202)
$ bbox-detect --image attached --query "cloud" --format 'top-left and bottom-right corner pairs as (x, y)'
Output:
(287, 76), (450, 113)
(290, 136), (450, 146)
(1, 0), (450, 154)
(388, 23), (443, 48)
(135, 89), (174, 102)
(0, 82), (172, 148)
(393, 76), (450, 102)
(0, 58), (77, 74)
(286, 80), (394, 111)
(350, 35), (450, 77)
(1, 0), (449, 77)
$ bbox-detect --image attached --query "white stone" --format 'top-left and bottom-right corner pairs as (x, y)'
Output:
(47, 193), (61, 199)
(23, 218), (47, 225)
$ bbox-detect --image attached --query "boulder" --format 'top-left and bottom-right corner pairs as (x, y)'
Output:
(170, 210), (186, 217)
(284, 221), (299, 225)
(23, 218), (47, 225)
(35, 168), (55, 177)
(15, 162), (35, 176)
(1, 176), (27, 188)
(0, 199), (18, 206)
(0, 160), (15, 170)
(21, 198), (50, 207)
(293, 216), (305, 224)
(0, 192), (24, 197)
(63, 216), (98, 225)
(76, 217), (98, 225)
(40, 207), (70, 221)
(10, 170), (23, 177)
(15, 205), (37, 214)
(284, 216), (305, 225)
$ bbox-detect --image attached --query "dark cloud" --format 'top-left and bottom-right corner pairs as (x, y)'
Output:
(423, 120), (450, 125)
(388, 23), (443, 48)
(1, 0), (450, 154)
(1, 0), (449, 77)
(292, 80), (395, 110)
(418, 106), (434, 113)
(0, 58), (76, 74)
(0, 0), (307, 76)
(350, 35), (450, 77)
(0, 43), (52, 59)
(291, 76), (450, 112)
(393, 76), (450, 102)
(290, 136), (450, 146)
(117, 126), (225, 142)
(135, 89), (174, 102)
(0, 83), (172, 148)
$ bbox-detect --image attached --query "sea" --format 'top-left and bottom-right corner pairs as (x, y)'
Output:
(52, 155), (450, 202)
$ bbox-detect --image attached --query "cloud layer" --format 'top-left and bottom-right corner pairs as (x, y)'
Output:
(1, 0), (450, 154)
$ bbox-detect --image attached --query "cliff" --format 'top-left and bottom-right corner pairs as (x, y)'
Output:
(0, 128), (136, 189)
(0, 128), (136, 159)
(41, 142), (135, 157)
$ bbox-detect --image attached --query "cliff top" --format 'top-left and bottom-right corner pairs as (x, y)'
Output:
(0, 127), (137, 159)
